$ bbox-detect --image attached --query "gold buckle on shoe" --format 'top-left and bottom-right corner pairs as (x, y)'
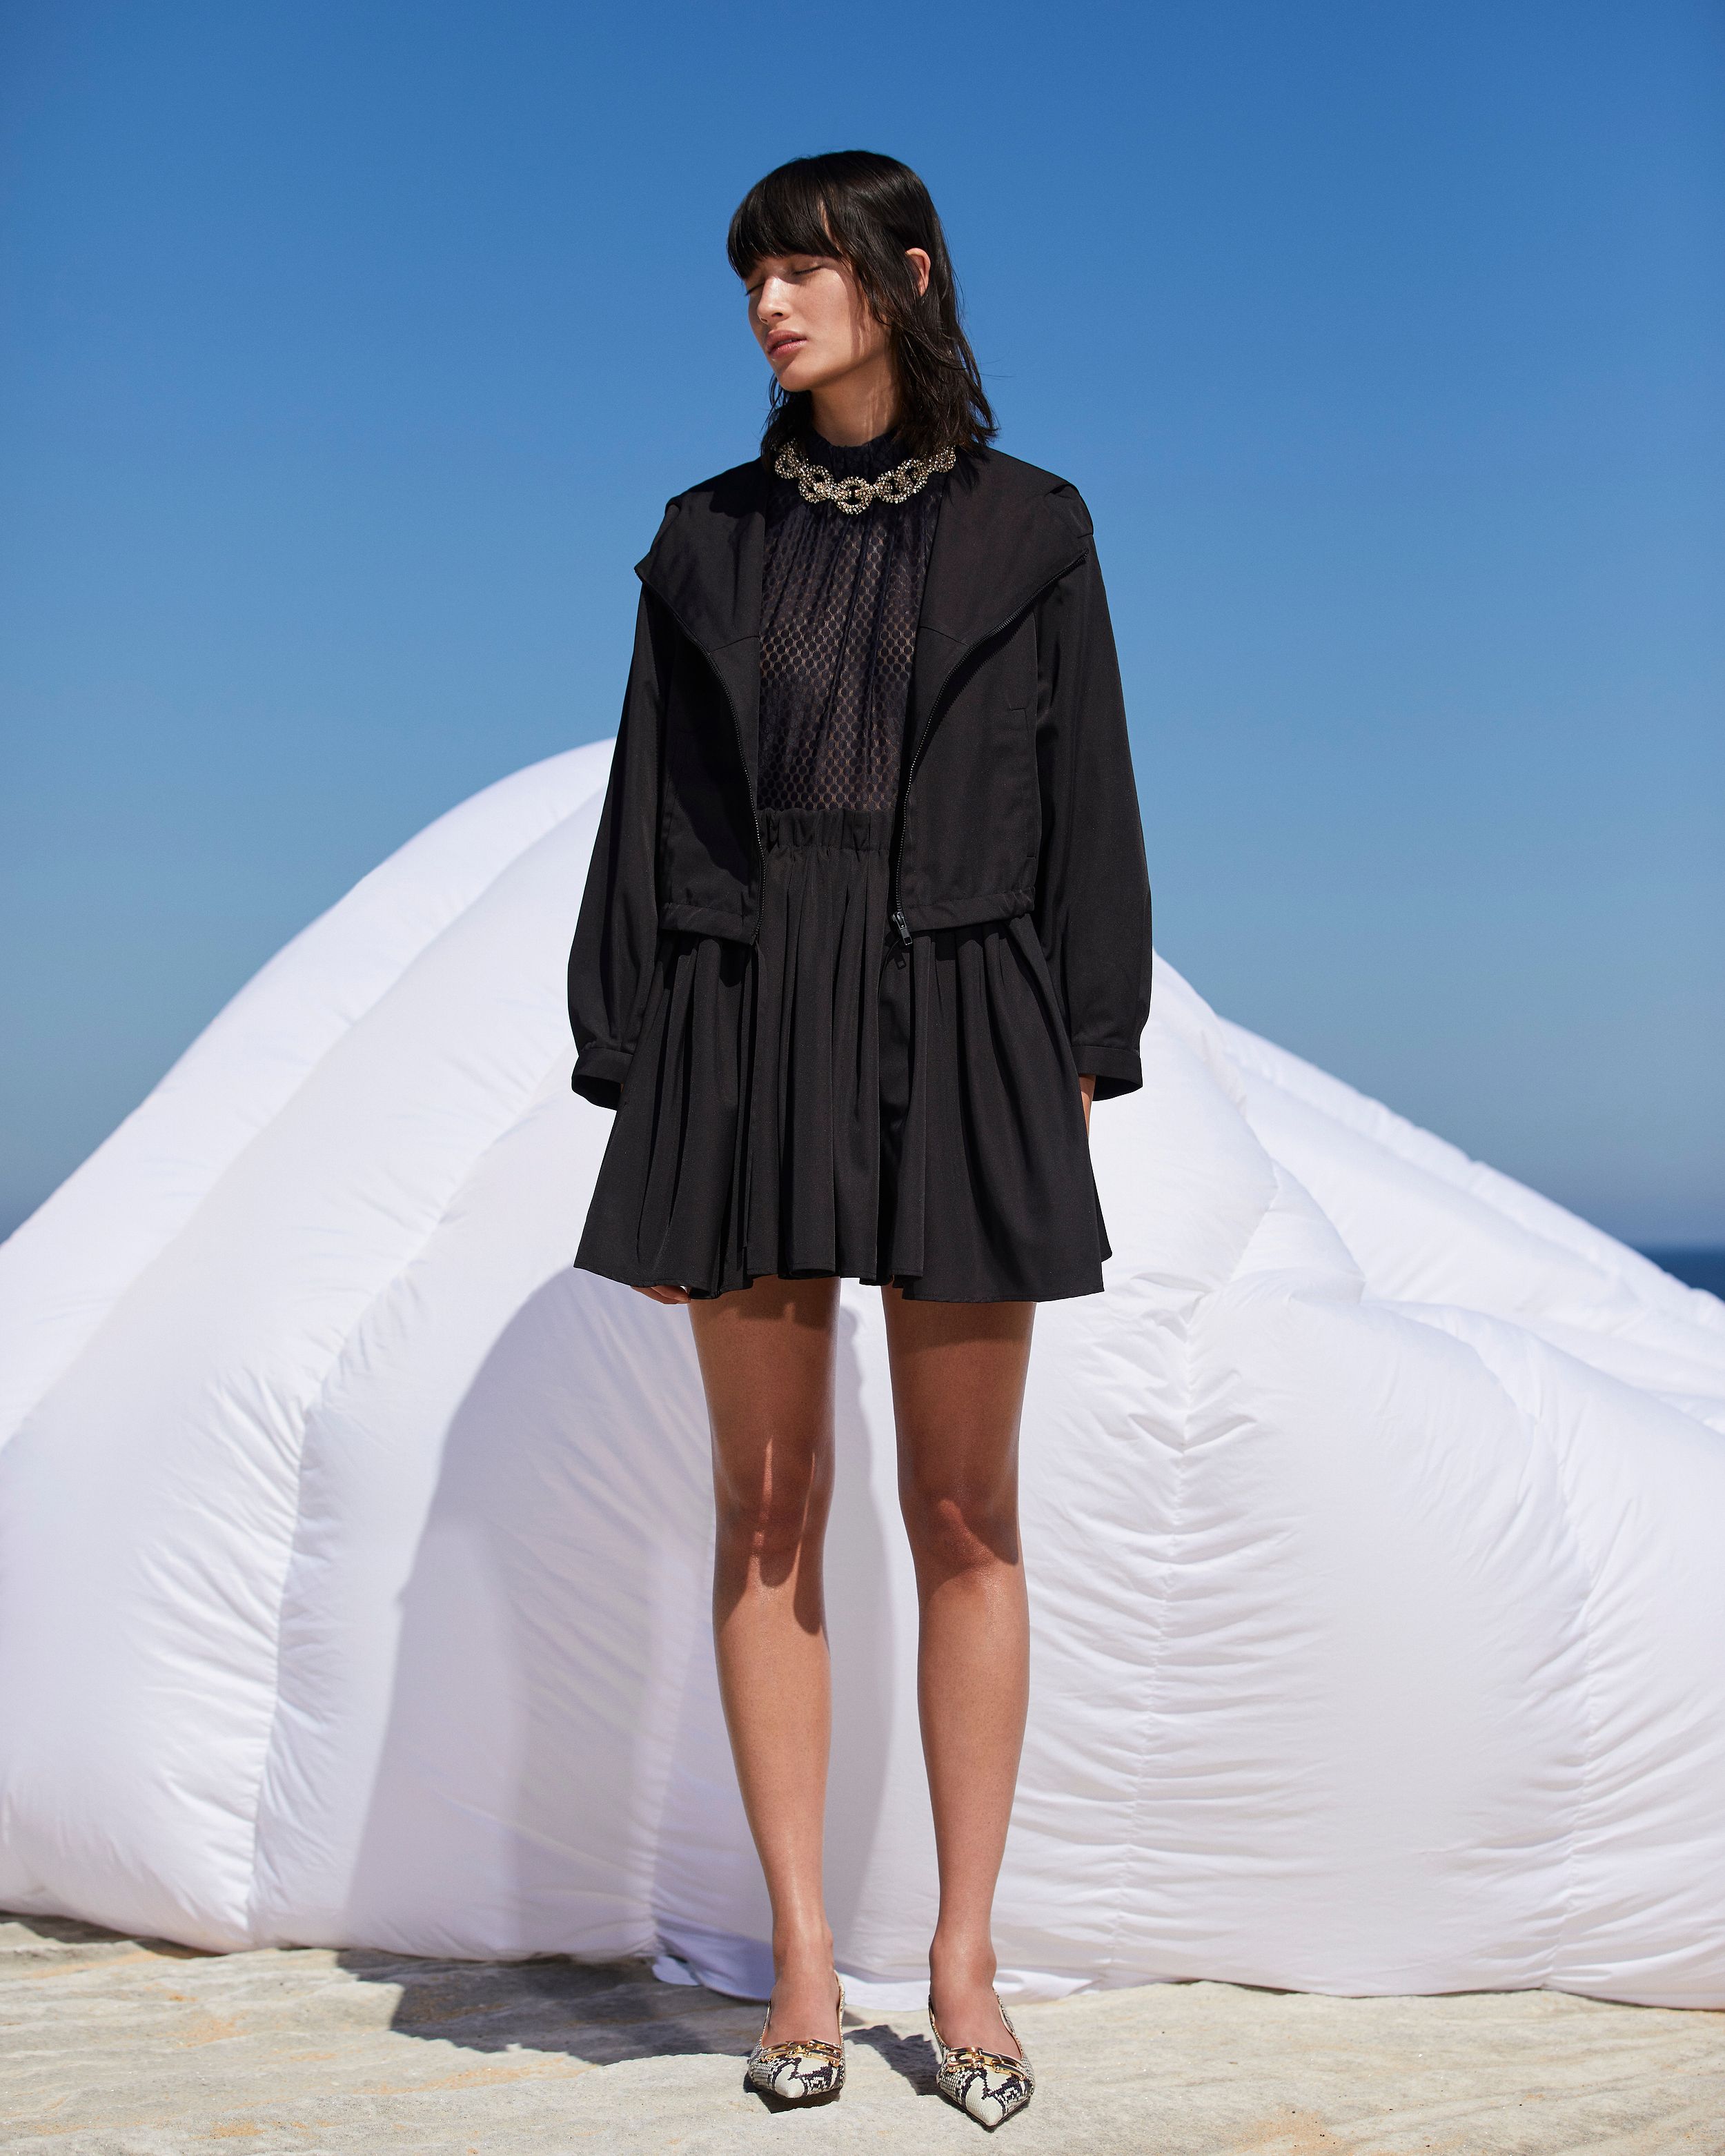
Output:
(753, 2038), (842, 2064)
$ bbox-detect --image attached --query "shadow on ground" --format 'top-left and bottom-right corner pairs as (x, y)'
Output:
(331, 1944), (937, 2093)
(8, 1907), (1725, 2156)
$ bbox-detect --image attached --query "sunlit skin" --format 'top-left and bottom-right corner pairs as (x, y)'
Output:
(625, 248), (1101, 2068)
(742, 246), (929, 444)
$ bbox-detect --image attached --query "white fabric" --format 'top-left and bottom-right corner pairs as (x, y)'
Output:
(1, 743), (1721, 2008)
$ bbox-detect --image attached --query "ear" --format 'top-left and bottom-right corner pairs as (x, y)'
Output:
(905, 246), (932, 298)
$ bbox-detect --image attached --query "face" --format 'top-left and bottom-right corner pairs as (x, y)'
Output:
(742, 249), (930, 395)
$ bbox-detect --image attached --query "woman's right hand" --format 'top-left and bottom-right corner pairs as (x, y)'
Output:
(633, 1283), (693, 1305)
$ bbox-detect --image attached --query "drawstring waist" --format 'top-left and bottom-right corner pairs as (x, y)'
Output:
(755, 805), (895, 856)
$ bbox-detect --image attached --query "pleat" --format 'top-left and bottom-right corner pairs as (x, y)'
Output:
(877, 914), (1107, 1301)
(574, 813), (1109, 1303)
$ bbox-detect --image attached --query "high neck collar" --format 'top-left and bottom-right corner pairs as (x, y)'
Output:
(800, 425), (909, 480)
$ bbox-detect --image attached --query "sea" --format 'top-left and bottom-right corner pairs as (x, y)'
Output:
(1639, 1247), (1725, 1300)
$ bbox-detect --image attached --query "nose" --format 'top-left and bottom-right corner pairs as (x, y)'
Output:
(755, 276), (791, 324)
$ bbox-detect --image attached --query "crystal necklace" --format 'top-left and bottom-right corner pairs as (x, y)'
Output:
(773, 438), (956, 516)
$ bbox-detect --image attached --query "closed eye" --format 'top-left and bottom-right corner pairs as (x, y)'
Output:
(744, 257), (835, 297)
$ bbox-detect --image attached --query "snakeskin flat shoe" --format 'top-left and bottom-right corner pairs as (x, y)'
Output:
(744, 1977), (846, 2104)
(928, 1994), (1034, 2130)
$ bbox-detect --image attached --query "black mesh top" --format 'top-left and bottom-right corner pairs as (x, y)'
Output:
(756, 427), (945, 815)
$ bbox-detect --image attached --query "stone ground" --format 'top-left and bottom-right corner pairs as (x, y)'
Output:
(4, 1911), (1723, 2155)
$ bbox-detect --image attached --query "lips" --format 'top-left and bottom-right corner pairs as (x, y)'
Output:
(767, 334), (806, 359)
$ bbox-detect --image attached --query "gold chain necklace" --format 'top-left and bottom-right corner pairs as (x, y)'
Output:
(773, 439), (956, 515)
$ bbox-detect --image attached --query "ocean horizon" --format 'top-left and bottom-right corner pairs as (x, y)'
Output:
(1639, 1247), (1725, 1299)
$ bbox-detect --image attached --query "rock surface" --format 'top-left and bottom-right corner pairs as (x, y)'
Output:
(4, 1911), (1723, 2153)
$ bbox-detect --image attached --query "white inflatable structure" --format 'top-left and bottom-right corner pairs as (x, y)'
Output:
(1, 744), (1722, 2009)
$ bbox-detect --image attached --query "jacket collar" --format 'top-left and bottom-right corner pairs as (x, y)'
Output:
(906, 451), (1088, 764)
(635, 447), (1087, 787)
(634, 461), (767, 784)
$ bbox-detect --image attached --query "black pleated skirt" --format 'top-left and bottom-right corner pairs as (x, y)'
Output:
(574, 807), (1110, 1302)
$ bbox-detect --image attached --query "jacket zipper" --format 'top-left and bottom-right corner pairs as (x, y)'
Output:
(888, 551), (1085, 941)
(647, 535), (1086, 948)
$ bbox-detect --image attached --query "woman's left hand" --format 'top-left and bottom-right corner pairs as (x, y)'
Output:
(1078, 1074), (1095, 1134)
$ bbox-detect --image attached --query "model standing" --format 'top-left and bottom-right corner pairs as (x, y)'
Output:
(567, 150), (1151, 2126)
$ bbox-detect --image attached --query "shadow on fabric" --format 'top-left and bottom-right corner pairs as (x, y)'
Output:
(338, 1271), (903, 2015)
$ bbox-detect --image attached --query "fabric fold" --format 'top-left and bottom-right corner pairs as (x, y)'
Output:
(575, 807), (1108, 1303)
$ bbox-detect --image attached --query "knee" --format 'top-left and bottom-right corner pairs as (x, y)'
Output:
(898, 1460), (1018, 1579)
(713, 1440), (829, 1576)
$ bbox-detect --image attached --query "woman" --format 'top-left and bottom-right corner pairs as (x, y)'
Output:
(567, 150), (1151, 2126)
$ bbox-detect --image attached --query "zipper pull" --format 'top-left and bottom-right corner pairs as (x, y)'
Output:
(891, 909), (911, 947)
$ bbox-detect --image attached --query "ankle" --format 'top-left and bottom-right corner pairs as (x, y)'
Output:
(772, 1923), (836, 1979)
(928, 1932), (998, 1997)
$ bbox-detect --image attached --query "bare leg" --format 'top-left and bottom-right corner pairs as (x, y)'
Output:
(883, 1284), (1035, 2057)
(688, 1274), (844, 2046)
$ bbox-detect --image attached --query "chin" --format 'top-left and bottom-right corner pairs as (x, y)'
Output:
(773, 354), (840, 397)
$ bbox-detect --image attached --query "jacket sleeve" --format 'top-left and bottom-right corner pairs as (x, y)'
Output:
(566, 584), (671, 1109)
(1031, 517), (1153, 1099)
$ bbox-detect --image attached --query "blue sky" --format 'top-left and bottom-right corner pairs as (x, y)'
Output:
(2, 0), (1721, 1245)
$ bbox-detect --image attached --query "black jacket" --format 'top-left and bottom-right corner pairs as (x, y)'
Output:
(567, 445), (1152, 1109)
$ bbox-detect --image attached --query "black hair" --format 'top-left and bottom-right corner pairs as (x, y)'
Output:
(726, 150), (996, 462)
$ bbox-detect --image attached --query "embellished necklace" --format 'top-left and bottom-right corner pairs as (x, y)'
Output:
(773, 438), (956, 515)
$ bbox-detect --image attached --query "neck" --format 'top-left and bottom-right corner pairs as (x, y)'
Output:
(808, 351), (900, 446)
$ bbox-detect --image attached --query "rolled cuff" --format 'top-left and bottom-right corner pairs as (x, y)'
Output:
(1070, 1040), (1142, 1099)
(571, 1042), (633, 1111)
